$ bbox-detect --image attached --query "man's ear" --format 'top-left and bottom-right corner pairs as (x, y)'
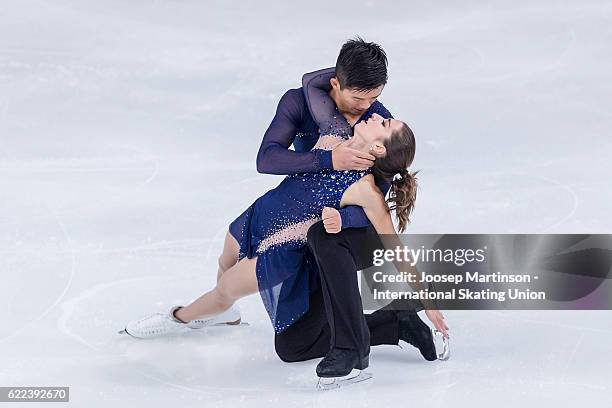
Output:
(371, 143), (386, 157)
(330, 77), (340, 91)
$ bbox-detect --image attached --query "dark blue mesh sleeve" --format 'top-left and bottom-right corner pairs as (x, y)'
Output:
(256, 89), (332, 175)
(302, 68), (395, 229)
(302, 67), (352, 138)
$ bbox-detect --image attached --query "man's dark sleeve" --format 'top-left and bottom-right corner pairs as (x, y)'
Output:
(338, 101), (394, 229)
(256, 89), (333, 175)
(302, 67), (352, 138)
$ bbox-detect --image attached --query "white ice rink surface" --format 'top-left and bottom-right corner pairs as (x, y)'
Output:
(1, 0), (612, 406)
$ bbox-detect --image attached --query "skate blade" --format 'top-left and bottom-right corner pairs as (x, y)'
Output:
(188, 321), (250, 329)
(316, 371), (373, 391)
(118, 328), (140, 337)
(116, 322), (249, 337)
(432, 329), (451, 361)
(211, 321), (250, 327)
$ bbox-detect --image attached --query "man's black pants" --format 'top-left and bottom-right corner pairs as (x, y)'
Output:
(274, 221), (399, 363)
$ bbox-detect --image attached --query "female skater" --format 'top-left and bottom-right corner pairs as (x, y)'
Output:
(121, 113), (449, 343)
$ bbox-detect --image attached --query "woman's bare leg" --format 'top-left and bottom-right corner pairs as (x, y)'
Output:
(175, 232), (258, 322)
(217, 231), (240, 283)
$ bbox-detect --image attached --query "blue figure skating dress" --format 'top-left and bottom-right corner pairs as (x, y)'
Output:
(229, 134), (369, 333)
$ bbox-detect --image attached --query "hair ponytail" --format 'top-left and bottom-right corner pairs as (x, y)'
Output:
(370, 122), (418, 233)
(388, 169), (419, 233)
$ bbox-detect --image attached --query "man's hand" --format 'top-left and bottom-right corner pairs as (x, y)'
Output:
(425, 309), (449, 339)
(322, 207), (342, 233)
(332, 139), (376, 171)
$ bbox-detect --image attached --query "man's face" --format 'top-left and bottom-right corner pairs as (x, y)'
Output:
(330, 78), (384, 117)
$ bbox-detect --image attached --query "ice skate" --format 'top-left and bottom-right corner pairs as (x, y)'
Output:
(118, 305), (244, 338)
(316, 348), (373, 390)
(118, 306), (191, 339)
(432, 329), (451, 361)
(398, 310), (450, 361)
(184, 305), (243, 329)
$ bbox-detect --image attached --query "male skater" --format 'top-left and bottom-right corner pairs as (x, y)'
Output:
(256, 38), (448, 386)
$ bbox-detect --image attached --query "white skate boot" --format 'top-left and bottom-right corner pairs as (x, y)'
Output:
(119, 305), (243, 339)
(119, 306), (190, 339)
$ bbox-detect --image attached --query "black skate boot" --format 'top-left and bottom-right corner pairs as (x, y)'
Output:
(316, 348), (372, 390)
(397, 310), (438, 361)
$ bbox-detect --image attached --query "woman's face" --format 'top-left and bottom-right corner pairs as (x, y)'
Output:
(354, 113), (404, 146)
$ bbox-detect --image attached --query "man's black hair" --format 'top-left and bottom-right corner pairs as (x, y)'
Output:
(335, 36), (388, 91)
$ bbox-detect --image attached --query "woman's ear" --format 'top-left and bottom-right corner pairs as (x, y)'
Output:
(370, 143), (386, 157)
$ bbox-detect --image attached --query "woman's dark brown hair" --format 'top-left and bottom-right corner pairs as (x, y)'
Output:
(371, 122), (419, 233)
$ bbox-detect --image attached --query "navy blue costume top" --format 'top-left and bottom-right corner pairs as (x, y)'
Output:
(229, 68), (394, 333)
(256, 67), (393, 229)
